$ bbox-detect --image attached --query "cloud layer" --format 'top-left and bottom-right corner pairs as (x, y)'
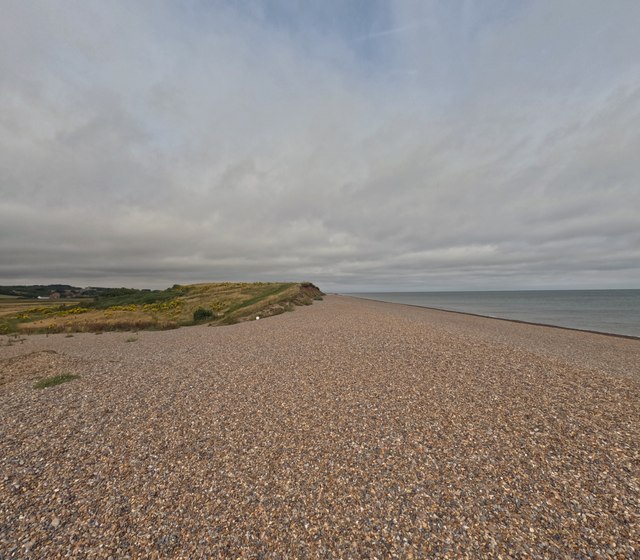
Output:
(2, 1), (639, 290)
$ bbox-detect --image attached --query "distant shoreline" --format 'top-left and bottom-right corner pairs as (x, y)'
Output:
(343, 294), (640, 342)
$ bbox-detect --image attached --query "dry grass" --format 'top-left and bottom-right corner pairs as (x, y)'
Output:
(0, 299), (87, 334)
(1, 283), (322, 334)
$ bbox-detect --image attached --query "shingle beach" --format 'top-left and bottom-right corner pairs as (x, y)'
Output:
(1, 295), (639, 558)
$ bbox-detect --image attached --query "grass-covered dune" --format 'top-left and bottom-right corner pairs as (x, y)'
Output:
(0, 282), (323, 334)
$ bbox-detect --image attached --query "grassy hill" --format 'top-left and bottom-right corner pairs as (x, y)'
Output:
(0, 282), (323, 334)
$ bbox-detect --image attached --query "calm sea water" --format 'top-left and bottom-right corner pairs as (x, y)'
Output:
(347, 290), (640, 338)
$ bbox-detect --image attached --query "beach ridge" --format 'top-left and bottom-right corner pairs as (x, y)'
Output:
(1, 295), (638, 557)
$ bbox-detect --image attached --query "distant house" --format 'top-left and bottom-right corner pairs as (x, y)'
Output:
(49, 291), (61, 300)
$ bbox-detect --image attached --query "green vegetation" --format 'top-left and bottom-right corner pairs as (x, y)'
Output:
(0, 284), (79, 299)
(34, 374), (80, 389)
(223, 283), (291, 316)
(87, 286), (185, 309)
(0, 284), (156, 300)
(193, 307), (214, 322)
(0, 282), (324, 334)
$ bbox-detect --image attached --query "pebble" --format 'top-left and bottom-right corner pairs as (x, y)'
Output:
(0, 296), (638, 557)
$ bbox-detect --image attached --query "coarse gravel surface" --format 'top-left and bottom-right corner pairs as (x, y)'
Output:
(1, 295), (639, 558)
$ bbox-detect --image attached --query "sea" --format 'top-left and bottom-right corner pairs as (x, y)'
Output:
(347, 290), (640, 338)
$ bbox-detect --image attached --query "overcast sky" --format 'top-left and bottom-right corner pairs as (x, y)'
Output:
(1, 1), (639, 292)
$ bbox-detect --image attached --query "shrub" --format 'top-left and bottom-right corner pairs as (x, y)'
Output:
(34, 374), (80, 389)
(193, 307), (214, 322)
(88, 286), (184, 310)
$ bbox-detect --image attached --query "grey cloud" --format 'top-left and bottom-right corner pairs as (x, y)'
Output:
(1, 1), (639, 291)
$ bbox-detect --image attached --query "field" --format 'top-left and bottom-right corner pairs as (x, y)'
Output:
(0, 299), (89, 335)
(0, 282), (322, 334)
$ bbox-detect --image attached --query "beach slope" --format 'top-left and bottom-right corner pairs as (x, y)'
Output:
(1, 295), (638, 557)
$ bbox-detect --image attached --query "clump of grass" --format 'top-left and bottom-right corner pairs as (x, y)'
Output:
(193, 307), (214, 322)
(125, 336), (138, 342)
(34, 374), (80, 389)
